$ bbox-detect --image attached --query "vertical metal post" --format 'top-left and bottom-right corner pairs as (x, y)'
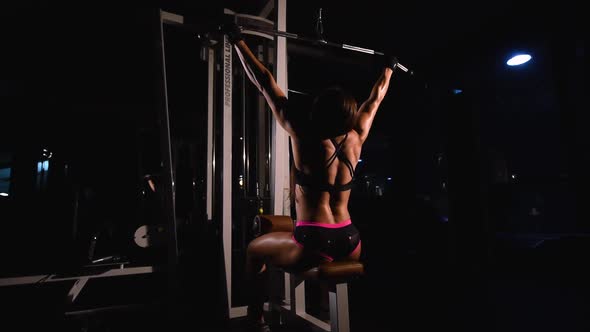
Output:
(207, 48), (215, 222)
(271, 0), (290, 216)
(329, 283), (350, 332)
(257, 44), (268, 202)
(271, 0), (294, 313)
(291, 277), (306, 315)
(156, 7), (180, 321)
(221, 33), (235, 316)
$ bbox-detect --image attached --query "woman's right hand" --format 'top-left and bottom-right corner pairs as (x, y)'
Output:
(383, 55), (399, 70)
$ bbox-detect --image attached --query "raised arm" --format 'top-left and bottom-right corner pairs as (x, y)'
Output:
(225, 24), (296, 135)
(354, 57), (396, 143)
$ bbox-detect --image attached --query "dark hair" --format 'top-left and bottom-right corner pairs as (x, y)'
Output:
(310, 86), (358, 138)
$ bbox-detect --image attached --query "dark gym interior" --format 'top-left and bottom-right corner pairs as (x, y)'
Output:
(0, 1), (586, 331)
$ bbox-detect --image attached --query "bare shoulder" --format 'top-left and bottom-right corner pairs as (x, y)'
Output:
(347, 130), (363, 147)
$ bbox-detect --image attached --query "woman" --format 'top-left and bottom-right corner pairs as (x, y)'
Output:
(225, 23), (396, 331)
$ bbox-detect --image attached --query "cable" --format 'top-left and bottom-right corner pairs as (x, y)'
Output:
(315, 8), (326, 43)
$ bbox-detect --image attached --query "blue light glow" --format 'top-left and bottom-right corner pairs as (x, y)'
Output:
(507, 54), (531, 66)
(0, 168), (11, 178)
(453, 89), (463, 95)
(43, 160), (49, 172)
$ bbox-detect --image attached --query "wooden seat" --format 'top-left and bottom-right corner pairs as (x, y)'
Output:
(297, 260), (364, 282)
(253, 215), (364, 332)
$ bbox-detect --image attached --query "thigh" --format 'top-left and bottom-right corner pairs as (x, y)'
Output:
(248, 232), (320, 271)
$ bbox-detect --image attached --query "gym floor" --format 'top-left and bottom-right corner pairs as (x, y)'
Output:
(10, 243), (585, 332)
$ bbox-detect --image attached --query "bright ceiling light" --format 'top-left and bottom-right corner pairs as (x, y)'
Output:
(507, 54), (532, 66)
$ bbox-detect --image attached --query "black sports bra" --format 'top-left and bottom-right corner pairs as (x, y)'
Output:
(294, 133), (356, 192)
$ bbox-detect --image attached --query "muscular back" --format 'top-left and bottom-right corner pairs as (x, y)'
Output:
(231, 40), (393, 223)
(290, 129), (362, 223)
